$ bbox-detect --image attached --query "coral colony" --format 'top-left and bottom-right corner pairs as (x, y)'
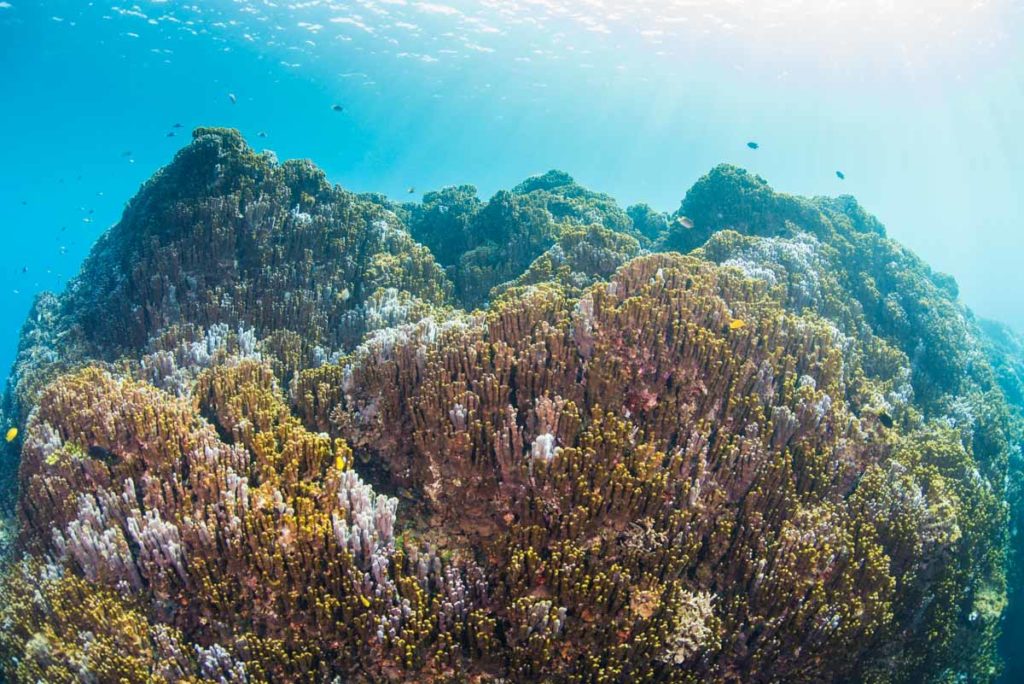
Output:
(0, 128), (1021, 682)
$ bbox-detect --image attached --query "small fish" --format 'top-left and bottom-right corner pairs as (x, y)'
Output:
(121, 150), (132, 157)
(228, 93), (237, 104)
(335, 455), (345, 470)
(359, 594), (371, 608)
(878, 412), (894, 429)
(166, 131), (176, 137)
(172, 122), (183, 128)
(728, 319), (746, 330)
(257, 131), (268, 138)
(835, 170), (845, 180)
(5, 427), (17, 443)
(676, 216), (694, 229)
(407, 186), (416, 194)
(332, 104), (344, 112)
(747, 141), (759, 149)
(21, 266), (27, 274)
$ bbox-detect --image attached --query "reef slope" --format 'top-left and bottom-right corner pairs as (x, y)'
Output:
(0, 128), (1020, 683)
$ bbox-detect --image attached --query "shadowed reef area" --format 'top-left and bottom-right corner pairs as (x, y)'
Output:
(0, 127), (1022, 682)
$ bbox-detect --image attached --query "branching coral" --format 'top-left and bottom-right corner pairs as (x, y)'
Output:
(489, 223), (641, 301)
(307, 253), (999, 680)
(0, 130), (1016, 683)
(10, 361), (481, 680)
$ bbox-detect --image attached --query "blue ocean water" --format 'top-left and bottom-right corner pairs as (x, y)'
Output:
(1, 3), (1023, 681)
(2, 1), (1024, 377)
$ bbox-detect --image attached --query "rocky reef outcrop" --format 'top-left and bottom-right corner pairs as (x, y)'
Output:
(0, 128), (1019, 683)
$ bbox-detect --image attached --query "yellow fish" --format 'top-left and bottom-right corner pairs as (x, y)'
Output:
(5, 427), (17, 443)
(359, 594), (371, 608)
(335, 455), (345, 471)
(728, 319), (746, 331)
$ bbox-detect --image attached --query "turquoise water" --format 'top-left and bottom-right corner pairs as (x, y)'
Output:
(2, 3), (1024, 681)
(2, 0), (1023, 376)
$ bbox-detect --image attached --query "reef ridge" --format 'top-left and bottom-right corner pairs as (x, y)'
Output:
(0, 127), (1021, 683)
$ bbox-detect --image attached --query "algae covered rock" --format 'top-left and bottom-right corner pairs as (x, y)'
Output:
(0, 129), (1018, 683)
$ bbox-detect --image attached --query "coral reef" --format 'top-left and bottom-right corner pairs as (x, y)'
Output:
(489, 223), (640, 300)
(0, 129), (1018, 683)
(5, 127), (450, 418)
(404, 170), (643, 310)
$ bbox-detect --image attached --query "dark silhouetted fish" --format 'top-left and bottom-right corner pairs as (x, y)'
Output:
(836, 170), (845, 180)
(228, 93), (237, 104)
(167, 131), (176, 137)
(332, 104), (344, 112)
(172, 122), (183, 128)
(747, 141), (759, 149)
(878, 412), (894, 428)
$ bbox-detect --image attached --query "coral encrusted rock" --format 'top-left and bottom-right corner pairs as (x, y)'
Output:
(0, 129), (1019, 683)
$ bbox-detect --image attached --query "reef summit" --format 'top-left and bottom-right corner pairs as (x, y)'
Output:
(0, 127), (1022, 683)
